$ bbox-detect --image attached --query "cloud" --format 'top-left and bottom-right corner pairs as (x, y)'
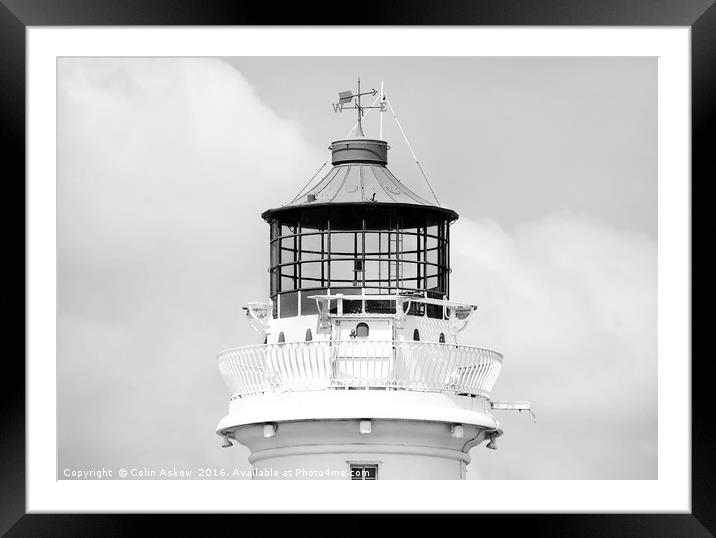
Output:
(453, 213), (657, 479)
(57, 58), (324, 474)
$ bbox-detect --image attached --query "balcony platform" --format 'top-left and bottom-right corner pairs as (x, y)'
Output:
(217, 388), (501, 435)
(218, 340), (503, 400)
(217, 340), (504, 434)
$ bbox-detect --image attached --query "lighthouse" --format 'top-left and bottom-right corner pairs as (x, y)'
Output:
(216, 80), (529, 480)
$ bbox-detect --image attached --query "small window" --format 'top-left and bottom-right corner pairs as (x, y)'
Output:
(263, 336), (268, 345)
(439, 332), (445, 343)
(408, 302), (425, 317)
(343, 300), (363, 314)
(365, 300), (395, 314)
(355, 322), (369, 338)
(350, 464), (378, 480)
(305, 328), (313, 342)
(278, 331), (285, 343)
(413, 329), (420, 341)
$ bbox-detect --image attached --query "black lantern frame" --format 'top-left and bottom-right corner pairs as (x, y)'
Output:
(263, 202), (458, 318)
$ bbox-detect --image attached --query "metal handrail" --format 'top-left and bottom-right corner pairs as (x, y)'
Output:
(217, 340), (502, 400)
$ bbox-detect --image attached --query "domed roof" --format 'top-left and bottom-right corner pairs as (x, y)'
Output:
(294, 162), (431, 208)
(262, 137), (458, 228)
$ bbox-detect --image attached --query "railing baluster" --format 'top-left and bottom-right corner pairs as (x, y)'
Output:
(218, 340), (503, 399)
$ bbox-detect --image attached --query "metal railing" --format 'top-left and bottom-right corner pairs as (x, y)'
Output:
(217, 340), (502, 400)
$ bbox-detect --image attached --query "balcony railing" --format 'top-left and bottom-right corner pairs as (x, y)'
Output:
(217, 340), (503, 400)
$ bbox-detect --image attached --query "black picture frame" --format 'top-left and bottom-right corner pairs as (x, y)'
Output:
(2, 0), (711, 534)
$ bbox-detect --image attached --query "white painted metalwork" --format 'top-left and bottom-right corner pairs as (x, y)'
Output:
(491, 401), (531, 411)
(447, 304), (476, 335)
(308, 293), (474, 308)
(243, 302), (273, 336)
(218, 340), (502, 400)
(492, 400), (536, 422)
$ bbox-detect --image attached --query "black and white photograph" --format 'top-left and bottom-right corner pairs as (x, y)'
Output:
(57, 56), (657, 481)
(4, 9), (709, 531)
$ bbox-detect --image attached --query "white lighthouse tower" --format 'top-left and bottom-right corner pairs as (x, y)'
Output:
(216, 80), (529, 480)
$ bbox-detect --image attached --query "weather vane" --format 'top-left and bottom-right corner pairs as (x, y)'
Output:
(332, 77), (386, 137)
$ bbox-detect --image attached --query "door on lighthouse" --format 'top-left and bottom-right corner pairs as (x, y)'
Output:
(332, 319), (394, 387)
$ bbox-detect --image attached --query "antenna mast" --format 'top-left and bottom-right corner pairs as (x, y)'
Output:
(379, 80), (385, 140)
(356, 77), (363, 136)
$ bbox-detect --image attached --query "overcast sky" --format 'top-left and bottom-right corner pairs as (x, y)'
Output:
(57, 56), (657, 480)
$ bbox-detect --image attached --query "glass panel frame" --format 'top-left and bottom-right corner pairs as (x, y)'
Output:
(267, 209), (453, 317)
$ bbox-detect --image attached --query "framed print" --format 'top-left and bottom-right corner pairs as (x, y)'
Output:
(3, 0), (712, 534)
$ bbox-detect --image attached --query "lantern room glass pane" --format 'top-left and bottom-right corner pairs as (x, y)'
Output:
(300, 290), (322, 316)
(299, 260), (322, 285)
(280, 291), (298, 318)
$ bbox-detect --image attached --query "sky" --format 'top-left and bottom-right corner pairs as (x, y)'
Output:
(57, 56), (657, 480)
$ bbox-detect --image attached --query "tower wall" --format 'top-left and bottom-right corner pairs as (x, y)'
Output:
(234, 419), (487, 480)
(218, 391), (500, 480)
